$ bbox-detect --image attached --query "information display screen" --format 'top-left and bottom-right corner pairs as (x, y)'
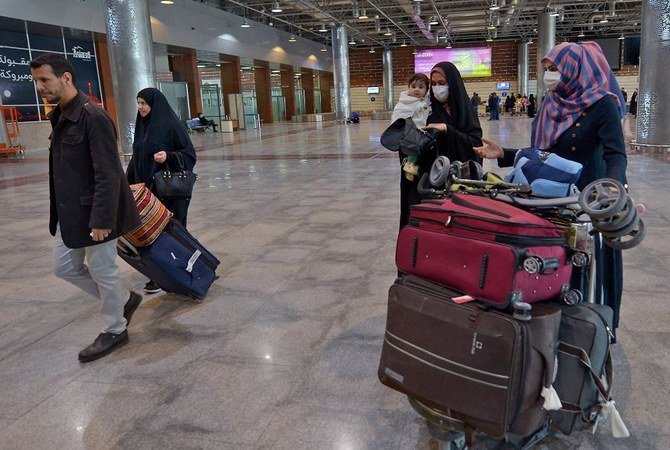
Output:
(414, 47), (492, 78)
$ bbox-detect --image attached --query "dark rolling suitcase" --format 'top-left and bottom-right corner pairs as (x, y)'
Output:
(378, 276), (562, 440)
(118, 219), (220, 299)
(396, 194), (573, 307)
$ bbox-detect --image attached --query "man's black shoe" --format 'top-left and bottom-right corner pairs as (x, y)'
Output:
(78, 330), (129, 363)
(124, 292), (142, 326)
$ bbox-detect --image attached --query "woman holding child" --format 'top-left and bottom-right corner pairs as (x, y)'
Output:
(394, 61), (483, 230)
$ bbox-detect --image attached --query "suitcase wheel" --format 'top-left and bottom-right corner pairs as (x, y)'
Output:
(512, 298), (532, 321)
(428, 435), (466, 450)
(570, 251), (590, 267)
(561, 288), (583, 305)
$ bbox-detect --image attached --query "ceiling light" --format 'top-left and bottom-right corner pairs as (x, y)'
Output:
(446, 43), (452, 49)
(486, 36), (493, 42)
(489, 0), (500, 11)
(288, 34), (296, 42)
(549, 9), (560, 17)
(319, 24), (328, 32)
(359, 9), (368, 19)
(412, 4), (421, 15)
(271, 1), (282, 13)
(383, 27), (392, 36)
(599, 17), (609, 23)
(400, 41), (407, 47)
(160, 0), (174, 4)
(320, 45), (327, 52)
(619, 34), (625, 40)
(429, 16), (439, 26)
(369, 48), (376, 53)
(197, 64), (205, 68)
(577, 30), (585, 37)
(241, 18), (250, 28)
(349, 37), (356, 45)
(487, 24), (496, 30)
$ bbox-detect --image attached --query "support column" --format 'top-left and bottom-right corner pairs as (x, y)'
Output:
(220, 55), (241, 127)
(383, 48), (394, 110)
(303, 68), (315, 114)
(170, 50), (202, 119)
(254, 60), (273, 124)
(536, 12), (556, 104)
(635, 0), (670, 150)
(331, 24), (351, 120)
(517, 41), (529, 97)
(280, 66), (296, 121)
(102, 0), (156, 154)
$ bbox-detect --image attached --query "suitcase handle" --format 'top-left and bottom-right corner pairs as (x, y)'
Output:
(117, 236), (141, 260)
(522, 255), (560, 274)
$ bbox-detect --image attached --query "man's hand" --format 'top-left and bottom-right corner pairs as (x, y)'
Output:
(154, 151), (167, 164)
(90, 228), (111, 241)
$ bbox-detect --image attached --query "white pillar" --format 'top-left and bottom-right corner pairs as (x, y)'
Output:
(331, 24), (351, 121)
(382, 49), (394, 110)
(536, 12), (556, 103)
(103, 0), (156, 155)
(636, 0), (670, 149)
(517, 42), (529, 96)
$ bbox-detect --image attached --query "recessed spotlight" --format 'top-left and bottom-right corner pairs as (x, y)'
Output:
(271, 1), (282, 13)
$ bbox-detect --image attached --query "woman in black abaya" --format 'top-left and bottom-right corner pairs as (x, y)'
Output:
(127, 87), (197, 294)
(399, 61), (483, 230)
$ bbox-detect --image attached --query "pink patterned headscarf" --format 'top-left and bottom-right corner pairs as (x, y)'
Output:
(531, 41), (625, 150)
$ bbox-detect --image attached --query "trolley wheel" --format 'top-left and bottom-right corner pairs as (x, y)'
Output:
(592, 197), (637, 232)
(578, 179), (627, 219)
(467, 160), (484, 180)
(430, 156), (451, 187)
(428, 435), (467, 450)
(604, 218), (646, 250)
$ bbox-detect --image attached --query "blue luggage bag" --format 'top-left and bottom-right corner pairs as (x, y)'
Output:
(118, 219), (220, 299)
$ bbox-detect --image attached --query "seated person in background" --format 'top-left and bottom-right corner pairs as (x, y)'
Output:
(197, 112), (218, 132)
(391, 72), (432, 181)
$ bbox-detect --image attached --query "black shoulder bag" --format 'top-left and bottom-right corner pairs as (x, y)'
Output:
(153, 153), (198, 200)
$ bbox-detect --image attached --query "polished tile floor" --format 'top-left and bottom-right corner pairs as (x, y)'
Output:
(0, 115), (668, 449)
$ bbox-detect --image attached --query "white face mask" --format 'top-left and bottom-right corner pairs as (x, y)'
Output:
(433, 85), (449, 102)
(543, 71), (561, 91)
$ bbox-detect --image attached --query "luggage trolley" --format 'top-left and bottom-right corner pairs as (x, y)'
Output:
(402, 157), (645, 449)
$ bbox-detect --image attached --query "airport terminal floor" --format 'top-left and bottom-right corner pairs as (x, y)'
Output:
(0, 115), (668, 449)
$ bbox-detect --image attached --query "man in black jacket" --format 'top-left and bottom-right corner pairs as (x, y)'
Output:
(30, 54), (142, 363)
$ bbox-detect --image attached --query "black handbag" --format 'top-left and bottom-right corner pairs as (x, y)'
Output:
(380, 118), (437, 158)
(153, 153), (197, 200)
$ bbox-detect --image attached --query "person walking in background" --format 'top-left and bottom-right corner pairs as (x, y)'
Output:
(621, 87), (628, 106)
(30, 54), (142, 363)
(488, 93), (500, 121)
(629, 88), (637, 117)
(474, 41), (628, 339)
(527, 94), (536, 118)
(127, 87), (197, 294)
(391, 73), (432, 181)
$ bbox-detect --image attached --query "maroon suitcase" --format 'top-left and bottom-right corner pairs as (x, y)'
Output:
(378, 276), (562, 439)
(396, 194), (572, 307)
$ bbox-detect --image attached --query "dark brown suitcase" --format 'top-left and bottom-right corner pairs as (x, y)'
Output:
(378, 276), (562, 439)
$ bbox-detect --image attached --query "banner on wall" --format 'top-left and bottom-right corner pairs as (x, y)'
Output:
(0, 17), (102, 121)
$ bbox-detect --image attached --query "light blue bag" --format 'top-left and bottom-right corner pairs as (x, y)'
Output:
(504, 148), (583, 197)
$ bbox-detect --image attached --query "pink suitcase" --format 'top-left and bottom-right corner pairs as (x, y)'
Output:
(396, 194), (573, 307)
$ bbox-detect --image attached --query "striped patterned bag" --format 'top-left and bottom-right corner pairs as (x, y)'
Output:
(124, 184), (173, 247)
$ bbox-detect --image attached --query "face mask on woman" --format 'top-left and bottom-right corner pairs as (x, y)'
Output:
(433, 85), (449, 102)
(543, 71), (562, 91)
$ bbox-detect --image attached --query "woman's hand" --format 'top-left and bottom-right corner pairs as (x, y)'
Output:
(473, 137), (504, 159)
(424, 123), (447, 133)
(153, 151), (167, 164)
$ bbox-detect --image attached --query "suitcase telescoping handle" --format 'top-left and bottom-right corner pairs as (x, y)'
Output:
(117, 236), (141, 260)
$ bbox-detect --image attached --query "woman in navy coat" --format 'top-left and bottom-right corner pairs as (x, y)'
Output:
(474, 42), (628, 338)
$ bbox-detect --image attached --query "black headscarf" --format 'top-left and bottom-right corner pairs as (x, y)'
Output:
(127, 87), (196, 185)
(425, 61), (482, 166)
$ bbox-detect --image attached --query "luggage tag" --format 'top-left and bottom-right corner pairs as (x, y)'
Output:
(452, 294), (476, 304)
